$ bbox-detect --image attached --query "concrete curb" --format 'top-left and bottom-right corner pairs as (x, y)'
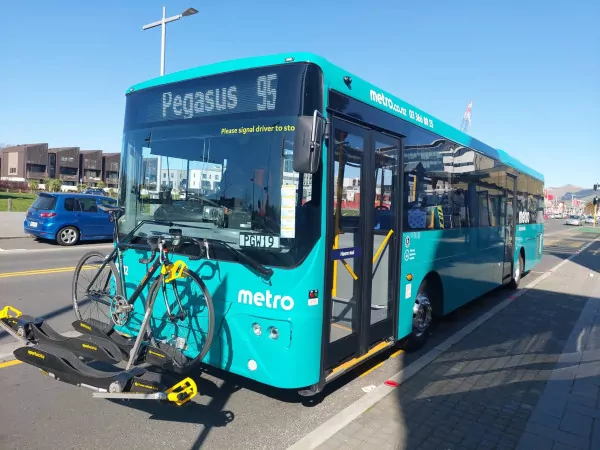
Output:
(287, 235), (600, 450)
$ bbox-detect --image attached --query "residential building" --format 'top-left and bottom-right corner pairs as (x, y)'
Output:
(102, 153), (120, 189)
(48, 147), (79, 186)
(0, 143), (48, 183)
(79, 150), (103, 185)
(188, 164), (222, 193)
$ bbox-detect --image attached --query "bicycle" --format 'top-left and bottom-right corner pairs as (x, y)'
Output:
(71, 204), (215, 374)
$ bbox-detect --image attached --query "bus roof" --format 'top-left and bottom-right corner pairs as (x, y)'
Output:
(127, 52), (543, 182)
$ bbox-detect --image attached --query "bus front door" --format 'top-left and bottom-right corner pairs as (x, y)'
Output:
(502, 174), (517, 282)
(324, 117), (402, 371)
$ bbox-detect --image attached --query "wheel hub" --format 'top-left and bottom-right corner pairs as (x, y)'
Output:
(412, 293), (432, 335)
(61, 228), (77, 244)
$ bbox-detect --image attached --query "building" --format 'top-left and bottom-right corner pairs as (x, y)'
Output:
(188, 164), (222, 193)
(48, 147), (79, 187)
(0, 143), (48, 183)
(102, 153), (120, 189)
(79, 150), (103, 186)
(143, 157), (158, 188)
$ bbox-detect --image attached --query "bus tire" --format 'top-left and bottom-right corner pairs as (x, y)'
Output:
(403, 279), (436, 352)
(509, 252), (524, 289)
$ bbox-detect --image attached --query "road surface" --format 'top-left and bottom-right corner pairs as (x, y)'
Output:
(0, 220), (594, 449)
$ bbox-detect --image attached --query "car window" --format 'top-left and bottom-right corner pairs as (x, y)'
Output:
(64, 198), (76, 211)
(99, 198), (117, 207)
(77, 198), (99, 213)
(31, 195), (57, 210)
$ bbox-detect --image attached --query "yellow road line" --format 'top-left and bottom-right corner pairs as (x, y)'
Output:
(0, 360), (22, 369)
(0, 265), (95, 279)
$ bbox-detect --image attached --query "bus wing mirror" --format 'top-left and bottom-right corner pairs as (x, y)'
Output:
(293, 110), (326, 174)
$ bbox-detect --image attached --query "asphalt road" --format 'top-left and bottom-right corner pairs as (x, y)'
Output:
(0, 220), (596, 450)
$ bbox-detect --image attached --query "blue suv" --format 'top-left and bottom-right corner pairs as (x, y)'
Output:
(24, 193), (117, 245)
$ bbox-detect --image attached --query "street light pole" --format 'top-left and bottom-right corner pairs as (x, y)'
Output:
(160, 6), (166, 76)
(142, 6), (198, 76)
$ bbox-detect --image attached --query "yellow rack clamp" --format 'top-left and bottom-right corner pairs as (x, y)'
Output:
(165, 377), (198, 406)
(161, 260), (188, 283)
(0, 306), (22, 320)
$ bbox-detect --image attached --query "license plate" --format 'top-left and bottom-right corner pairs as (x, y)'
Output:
(29, 221), (38, 228)
(238, 233), (280, 249)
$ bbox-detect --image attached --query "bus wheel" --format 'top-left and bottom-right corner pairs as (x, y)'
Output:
(404, 283), (434, 352)
(509, 253), (524, 289)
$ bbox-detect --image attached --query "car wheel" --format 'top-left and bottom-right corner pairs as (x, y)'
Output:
(57, 226), (80, 246)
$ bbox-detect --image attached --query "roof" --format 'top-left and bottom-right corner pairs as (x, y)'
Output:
(49, 147), (79, 153)
(126, 52), (543, 182)
(38, 192), (112, 199)
(1, 143), (48, 152)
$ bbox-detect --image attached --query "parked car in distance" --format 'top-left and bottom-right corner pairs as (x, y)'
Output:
(565, 215), (584, 226)
(585, 215), (595, 225)
(24, 192), (117, 245)
(82, 188), (107, 196)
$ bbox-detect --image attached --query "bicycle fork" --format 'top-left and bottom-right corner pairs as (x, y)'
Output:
(161, 280), (187, 323)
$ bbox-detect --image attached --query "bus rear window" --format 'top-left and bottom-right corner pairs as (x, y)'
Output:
(31, 195), (57, 210)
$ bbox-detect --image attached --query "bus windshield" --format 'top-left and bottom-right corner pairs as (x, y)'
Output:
(117, 63), (321, 267)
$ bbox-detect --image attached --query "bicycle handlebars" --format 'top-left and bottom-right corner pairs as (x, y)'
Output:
(138, 235), (206, 264)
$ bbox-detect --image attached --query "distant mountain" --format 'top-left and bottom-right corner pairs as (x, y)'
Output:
(547, 184), (596, 204)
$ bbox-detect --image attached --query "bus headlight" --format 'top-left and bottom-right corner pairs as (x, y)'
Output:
(252, 323), (262, 336)
(268, 326), (279, 340)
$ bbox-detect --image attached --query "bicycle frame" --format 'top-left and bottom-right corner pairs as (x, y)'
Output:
(79, 214), (210, 336)
(81, 217), (159, 294)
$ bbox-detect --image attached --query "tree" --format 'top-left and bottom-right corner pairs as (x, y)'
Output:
(96, 181), (106, 189)
(28, 180), (39, 192)
(47, 179), (63, 193)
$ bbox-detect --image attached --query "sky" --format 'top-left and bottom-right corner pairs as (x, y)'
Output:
(1, 0), (598, 188)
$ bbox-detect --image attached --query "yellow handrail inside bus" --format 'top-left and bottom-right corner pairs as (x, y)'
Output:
(332, 145), (345, 297)
(372, 229), (394, 265)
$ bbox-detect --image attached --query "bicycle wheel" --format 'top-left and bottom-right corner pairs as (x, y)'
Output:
(72, 251), (123, 333)
(146, 267), (215, 372)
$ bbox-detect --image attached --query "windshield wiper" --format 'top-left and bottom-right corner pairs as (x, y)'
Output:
(207, 238), (274, 278)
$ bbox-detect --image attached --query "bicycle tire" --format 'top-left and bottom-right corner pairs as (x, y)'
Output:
(146, 267), (215, 372)
(72, 250), (123, 333)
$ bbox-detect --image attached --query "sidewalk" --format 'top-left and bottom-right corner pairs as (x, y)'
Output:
(0, 212), (27, 239)
(315, 239), (600, 450)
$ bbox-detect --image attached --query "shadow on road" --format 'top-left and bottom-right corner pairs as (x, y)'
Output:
(375, 284), (599, 449)
(371, 235), (600, 448)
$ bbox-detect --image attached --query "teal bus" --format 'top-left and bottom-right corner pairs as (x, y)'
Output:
(111, 52), (544, 396)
